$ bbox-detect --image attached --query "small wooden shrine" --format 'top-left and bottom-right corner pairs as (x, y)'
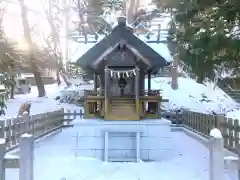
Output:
(75, 17), (170, 120)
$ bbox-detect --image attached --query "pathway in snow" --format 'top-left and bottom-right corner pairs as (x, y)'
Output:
(5, 119), (217, 180)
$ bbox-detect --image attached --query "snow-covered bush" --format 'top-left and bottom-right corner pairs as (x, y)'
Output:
(57, 79), (94, 104)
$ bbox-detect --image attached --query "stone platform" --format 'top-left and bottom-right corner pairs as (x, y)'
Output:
(72, 119), (173, 162)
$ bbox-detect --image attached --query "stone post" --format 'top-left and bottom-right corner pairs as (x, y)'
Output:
(19, 133), (34, 180)
(234, 144), (240, 180)
(0, 139), (5, 180)
(104, 132), (109, 162)
(135, 67), (140, 119)
(209, 128), (224, 180)
(104, 68), (109, 116)
(136, 132), (140, 162)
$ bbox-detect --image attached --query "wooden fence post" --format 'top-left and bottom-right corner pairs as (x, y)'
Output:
(0, 122), (4, 139)
(80, 108), (83, 119)
(0, 139), (5, 180)
(19, 133), (34, 180)
(73, 110), (76, 119)
(209, 128), (224, 180)
(67, 109), (70, 120)
(61, 108), (64, 124)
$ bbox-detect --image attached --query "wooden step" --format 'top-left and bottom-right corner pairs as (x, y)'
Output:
(111, 101), (135, 104)
(111, 103), (135, 107)
(105, 98), (139, 120)
(106, 106), (138, 120)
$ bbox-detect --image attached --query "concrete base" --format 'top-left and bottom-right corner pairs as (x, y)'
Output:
(73, 119), (173, 162)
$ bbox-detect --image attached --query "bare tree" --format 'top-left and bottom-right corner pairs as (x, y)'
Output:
(0, 2), (18, 99)
(125, 0), (140, 24)
(42, 0), (71, 87)
(18, 0), (46, 97)
(77, 0), (88, 43)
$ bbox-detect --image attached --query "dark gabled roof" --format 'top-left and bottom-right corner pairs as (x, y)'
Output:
(76, 17), (171, 72)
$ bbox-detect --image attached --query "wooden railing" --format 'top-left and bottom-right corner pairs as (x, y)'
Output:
(167, 110), (240, 153)
(1, 109), (64, 150)
(84, 89), (161, 97)
(141, 89), (161, 96)
(84, 90), (104, 96)
(83, 89), (162, 119)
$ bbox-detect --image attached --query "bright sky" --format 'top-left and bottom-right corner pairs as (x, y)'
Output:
(1, 0), (73, 64)
(1, 1), (71, 69)
(2, 0), (54, 49)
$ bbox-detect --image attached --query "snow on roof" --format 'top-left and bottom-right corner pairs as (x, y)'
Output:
(135, 35), (172, 62)
(147, 43), (172, 62)
(69, 35), (105, 62)
(70, 43), (96, 62)
(70, 13), (173, 63)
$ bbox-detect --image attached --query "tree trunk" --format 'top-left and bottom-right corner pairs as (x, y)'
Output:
(33, 70), (45, 96)
(10, 75), (14, 99)
(18, 0), (45, 97)
(126, 0), (140, 24)
(196, 71), (205, 83)
(56, 68), (61, 85)
(45, 0), (71, 87)
(77, 0), (88, 43)
(60, 71), (71, 86)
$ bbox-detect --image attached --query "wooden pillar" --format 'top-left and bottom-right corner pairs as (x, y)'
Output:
(139, 72), (144, 96)
(93, 73), (97, 93)
(99, 74), (104, 96)
(93, 73), (98, 113)
(147, 72), (151, 94)
(135, 67), (140, 119)
(104, 68), (109, 116)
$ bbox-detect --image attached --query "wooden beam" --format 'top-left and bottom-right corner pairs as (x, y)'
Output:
(74, 40), (172, 44)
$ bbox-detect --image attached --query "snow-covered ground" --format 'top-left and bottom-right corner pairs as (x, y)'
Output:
(0, 84), (82, 119)
(1, 76), (240, 119)
(5, 119), (233, 180)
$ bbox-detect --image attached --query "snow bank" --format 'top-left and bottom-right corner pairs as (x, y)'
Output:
(226, 110), (240, 119)
(149, 77), (239, 116)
